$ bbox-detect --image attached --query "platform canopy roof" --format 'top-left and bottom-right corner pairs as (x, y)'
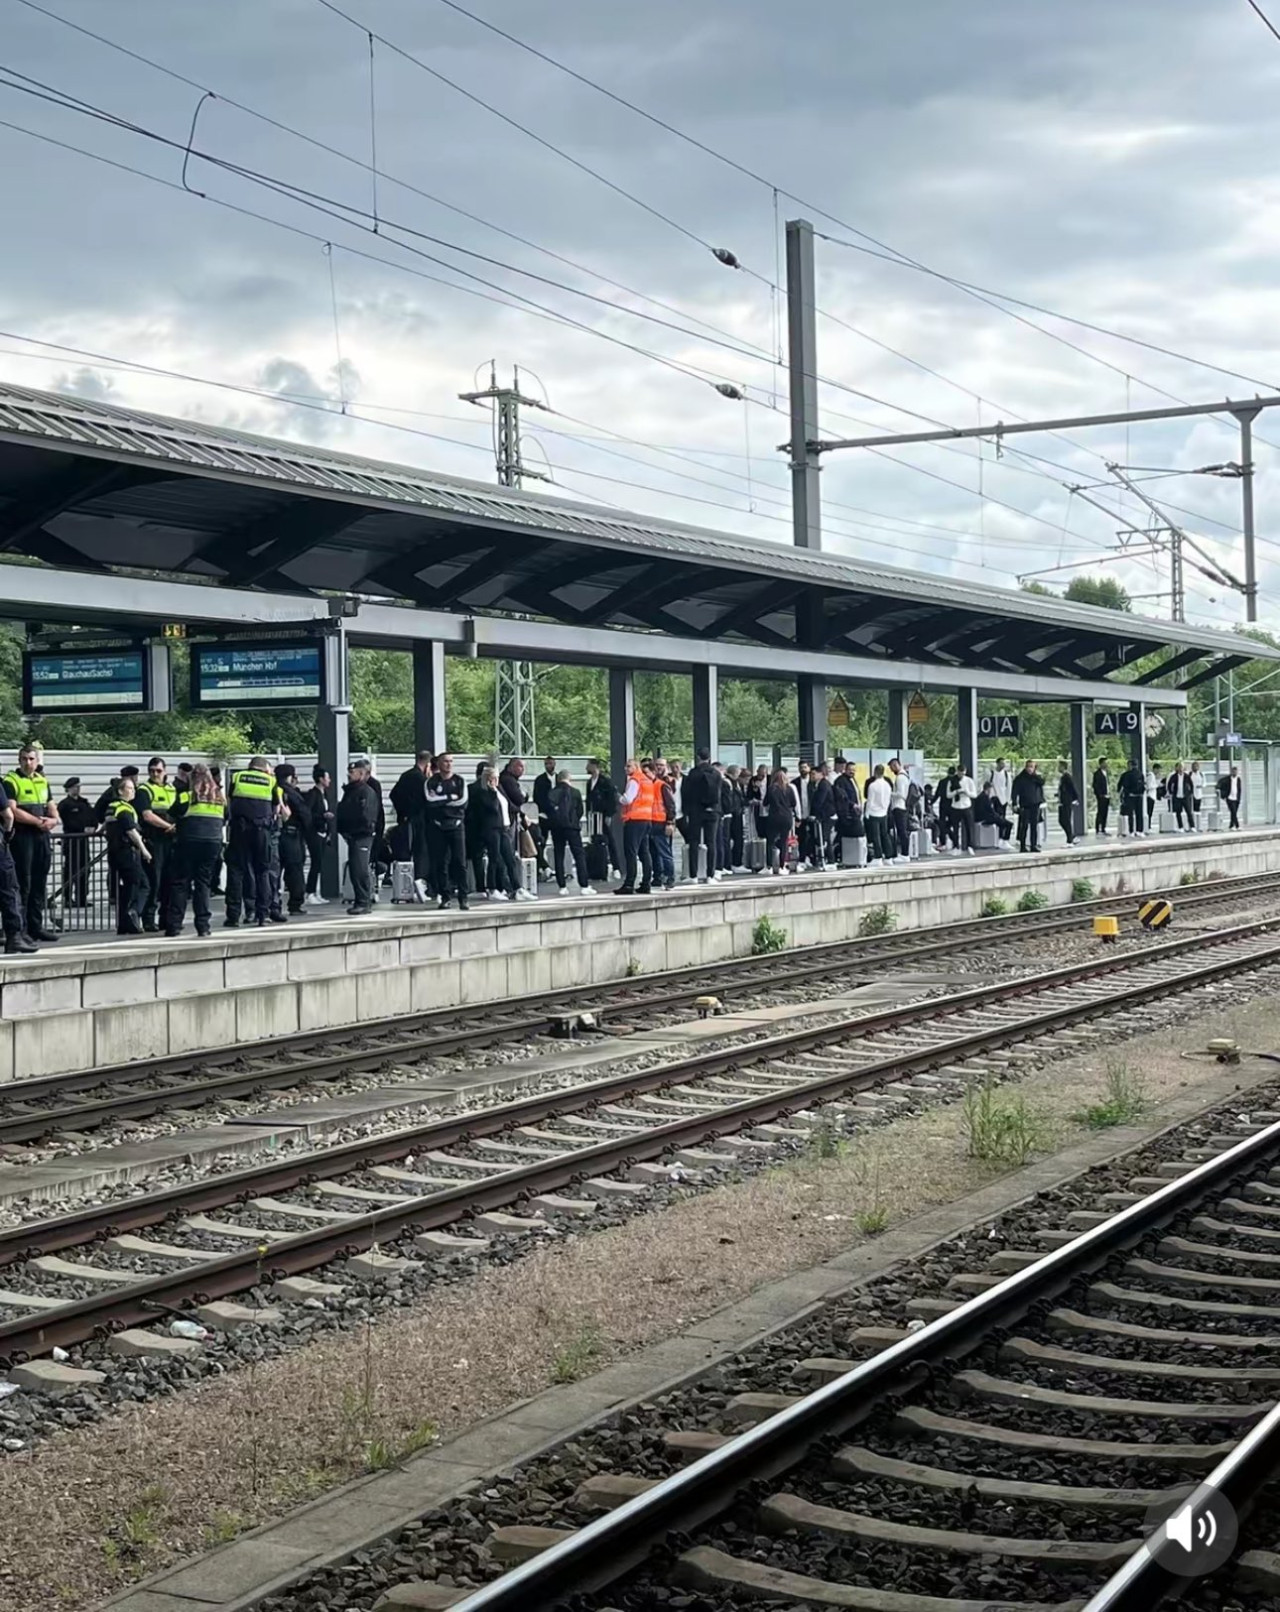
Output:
(0, 379), (1270, 690)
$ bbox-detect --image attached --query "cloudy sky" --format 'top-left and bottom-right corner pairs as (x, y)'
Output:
(3, 0), (1280, 629)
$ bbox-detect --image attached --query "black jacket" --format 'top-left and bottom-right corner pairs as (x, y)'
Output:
(425, 772), (467, 828)
(766, 781), (795, 829)
(683, 762), (721, 819)
(586, 771), (618, 817)
(833, 773), (860, 823)
(1219, 773), (1242, 802)
(1118, 766), (1145, 805)
(974, 792), (1005, 826)
(58, 796), (97, 836)
(1010, 769), (1045, 814)
(1168, 771), (1193, 804)
(808, 777), (835, 819)
(299, 784), (332, 835)
(547, 781), (583, 831)
(471, 784), (506, 837)
(336, 779), (379, 838)
(532, 770), (556, 817)
(279, 782), (308, 828)
(1057, 773), (1079, 807)
(1092, 767), (1111, 802)
(499, 767), (527, 816)
(390, 766), (427, 825)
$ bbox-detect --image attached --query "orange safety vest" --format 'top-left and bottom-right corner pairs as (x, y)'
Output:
(623, 773), (659, 823)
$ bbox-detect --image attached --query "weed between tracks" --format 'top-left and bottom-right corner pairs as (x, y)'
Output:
(962, 1076), (1050, 1166)
(1073, 1058), (1150, 1129)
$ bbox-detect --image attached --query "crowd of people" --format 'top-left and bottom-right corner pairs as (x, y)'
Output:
(0, 743), (1251, 953)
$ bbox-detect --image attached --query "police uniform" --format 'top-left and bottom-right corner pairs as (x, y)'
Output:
(166, 790), (225, 937)
(135, 776), (178, 932)
(2, 768), (55, 939)
(104, 798), (145, 935)
(224, 767), (277, 926)
(0, 816), (31, 950)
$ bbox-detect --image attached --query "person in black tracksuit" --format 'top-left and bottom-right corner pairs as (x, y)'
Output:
(426, 753), (469, 910)
(391, 752), (433, 887)
(808, 764), (836, 870)
(136, 756), (179, 933)
(547, 770), (593, 893)
(532, 757), (557, 875)
(301, 767), (334, 899)
(473, 768), (522, 898)
(1010, 761), (1046, 853)
(104, 778), (150, 936)
(1057, 764), (1080, 845)
(1092, 760), (1112, 835)
(166, 764), (225, 937)
(1118, 763), (1146, 836)
(335, 761), (379, 915)
(683, 750), (722, 881)
(274, 764), (309, 915)
(585, 760), (620, 876)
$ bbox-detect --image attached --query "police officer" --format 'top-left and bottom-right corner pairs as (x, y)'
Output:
(224, 755), (279, 928)
(2, 746), (59, 942)
(104, 776), (151, 936)
(136, 755), (178, 933)
(0, 792), (37, 953)
(274, 763), (308, 917)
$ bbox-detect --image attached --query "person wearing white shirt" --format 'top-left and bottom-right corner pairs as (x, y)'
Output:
(888, 759), (912, 861)
(864, 765), (893, 864)
(950, 769), (977, 855)
(987, 759), (1013, 811)
(1189, 762), (1205, 831)
(1144, 765), (1161, 833)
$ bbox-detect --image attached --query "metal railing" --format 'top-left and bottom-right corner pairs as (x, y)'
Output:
(46, 833), (115, 934)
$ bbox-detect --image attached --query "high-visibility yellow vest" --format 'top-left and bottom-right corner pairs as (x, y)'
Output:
(3, 771), (50, 814)
(142, 781), (177, 813)
(186, 800), (225, 819)
(229, 769), (273, 801)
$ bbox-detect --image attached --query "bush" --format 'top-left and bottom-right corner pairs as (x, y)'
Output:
(1016, 889), (1048, 911)
(981, 896), (1010, 917)
(752, 916), (788, 955)
(1179, 870), (1199, 887)
(963, 1077), (1049, 1166)
(1072, 1058), (1149, 1130)
(858, 904), (896, 936)
(1070, 878), (1095, 903)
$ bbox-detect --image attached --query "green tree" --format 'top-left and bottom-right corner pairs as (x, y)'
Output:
(1064, 575), (1131, 612)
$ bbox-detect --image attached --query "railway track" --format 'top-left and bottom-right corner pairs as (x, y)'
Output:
(4, 915), (1280, 1367)
(3, 869), (1279, 1147)
(387, 1072), (1280, 1612)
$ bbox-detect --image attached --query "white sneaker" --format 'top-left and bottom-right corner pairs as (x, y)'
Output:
(965, 847), (975, 856)
(579, 886), (598, 897)
(557, 886), (569, 897)
(489, 889), (509, 902)
(414, 879), (430, 902)
(515, 887), (537, 902)
(306, 892), (326, 906)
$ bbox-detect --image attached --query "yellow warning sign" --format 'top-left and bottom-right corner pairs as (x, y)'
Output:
(827, 693), (851, 728)
(907, 693), (928, 725)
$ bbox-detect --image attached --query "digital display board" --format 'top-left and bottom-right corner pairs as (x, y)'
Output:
(191, 641), (325, 709)
(23, 649), (149, 715)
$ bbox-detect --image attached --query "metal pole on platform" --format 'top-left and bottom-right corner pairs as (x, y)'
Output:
(786, 219), (821, 556)
(1239, 408), (1260, 624)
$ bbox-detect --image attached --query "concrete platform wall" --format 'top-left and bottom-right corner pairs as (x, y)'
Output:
(1, 830), (1276, 1083)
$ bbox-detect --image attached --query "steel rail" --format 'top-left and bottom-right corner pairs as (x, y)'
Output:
(448, 1108), (1280, 1611)
(4, 919), (1279, 1361)
(1, 869), (1274, 1143)
(4, 913), (1276, 1271)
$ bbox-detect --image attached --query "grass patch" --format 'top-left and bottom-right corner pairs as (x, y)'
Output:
(752, 915), (789, 955)
(1073, 1058), (1149, 1130)
(201, 1510), (243, 1548)
(551, 1322), (606, 1384)
(804, 1119), (846, 1161)
(1179, 870), (1200, 886)
(625, 956), (643, 977)
(962, 1077), (1049, 1167)
(858, 903), (896, 936)
(854, 1204), (890, 1236)
(1016, 889), (1048, 911)
(981, 896), (1009, 917)
(1070, 878), (1095, 902)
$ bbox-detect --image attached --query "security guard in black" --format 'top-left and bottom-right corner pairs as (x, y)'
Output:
(2, 745), (59, 942)
(104, 778), (151, 935)
(136, 756), (178, 933)
(225, 758), (278, 927)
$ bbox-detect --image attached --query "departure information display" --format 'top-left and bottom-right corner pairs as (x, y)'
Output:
(23, 650), (148, 714)
(191, 641), (325, 708)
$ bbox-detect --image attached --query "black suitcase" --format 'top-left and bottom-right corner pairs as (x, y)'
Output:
(586, 838), (610, 882)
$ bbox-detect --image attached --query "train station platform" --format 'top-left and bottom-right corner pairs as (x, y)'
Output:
(0, 824), (1277, 1083)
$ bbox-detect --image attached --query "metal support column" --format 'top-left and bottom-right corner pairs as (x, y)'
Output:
(1069, 703), (1089, 841)
(691, 665), (719, 758)
(317, 624), (351, 900)
(957, 689), (979, 779)
(786, 218), (822, 556)
(412, 640), (447, 756)
(609, 666), (635, 786)
(887, 689), (910, 754)
(1129, 700), (1148, 777)
(797, 675), (827, 767)
(1240, 408), (1260, 624)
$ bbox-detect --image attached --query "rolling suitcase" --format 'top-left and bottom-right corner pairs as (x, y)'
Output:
(391, 862), (419, 902)
(586, 838), (610, 883)
(743, 836), (766, 872)
(841, 835), (867, 869)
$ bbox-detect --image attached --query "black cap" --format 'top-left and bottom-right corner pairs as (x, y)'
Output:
(120, 765), (140, 779)
(63, 777), (80, 789)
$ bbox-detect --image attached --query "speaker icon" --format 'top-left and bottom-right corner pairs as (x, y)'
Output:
(1165, 1503), (1218, 1554)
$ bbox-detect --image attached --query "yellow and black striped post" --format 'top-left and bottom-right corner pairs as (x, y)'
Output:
(1139, 897), (1173, 931)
